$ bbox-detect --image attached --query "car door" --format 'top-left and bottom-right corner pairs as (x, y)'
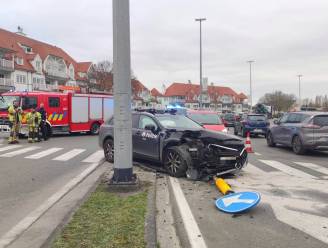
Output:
(131, 114), (140, 157)
(282, 113), (300, 145)
(273, 113), (289, 143)
(134, 114), (160, 160)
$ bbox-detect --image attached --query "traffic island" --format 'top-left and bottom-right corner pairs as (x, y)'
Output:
(51, 167), (157, 248)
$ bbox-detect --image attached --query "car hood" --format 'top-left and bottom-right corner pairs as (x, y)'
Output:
(169, 127), (243, 145)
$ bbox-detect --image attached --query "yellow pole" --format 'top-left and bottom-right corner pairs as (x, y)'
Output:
(214, 177), (234, 195)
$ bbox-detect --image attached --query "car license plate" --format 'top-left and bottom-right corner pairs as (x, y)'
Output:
(253, 129), (262, 133)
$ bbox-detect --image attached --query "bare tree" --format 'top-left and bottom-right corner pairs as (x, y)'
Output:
(88, 60), (113, 92)
(259, 91), (296, 113)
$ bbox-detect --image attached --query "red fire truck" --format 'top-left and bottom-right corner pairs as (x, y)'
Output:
(0, 91), (113, 136)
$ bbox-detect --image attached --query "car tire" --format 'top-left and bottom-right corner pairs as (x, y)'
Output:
(163, 146), (190, 177)
(90, 122), (100, 135)
(292, 135), (306, 155)
(266, 132), (276, 147)
(104, 139), (114, 163)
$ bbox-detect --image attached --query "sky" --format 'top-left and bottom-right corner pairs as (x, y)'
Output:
(1, 0), (328, 103)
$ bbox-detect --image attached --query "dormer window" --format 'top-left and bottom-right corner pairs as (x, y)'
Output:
(16, 57), (23, 65)
(21, 44), (32, 53)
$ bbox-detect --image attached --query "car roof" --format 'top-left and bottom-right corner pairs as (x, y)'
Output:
(187, 109), (217, 114)
(289, 111), (328, 116)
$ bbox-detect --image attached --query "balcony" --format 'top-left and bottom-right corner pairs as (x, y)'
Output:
(45, 69), (67, 80)
(33, 82), (58, 91)
(0, 78), (14, 92)
(0, 58), (14, 72)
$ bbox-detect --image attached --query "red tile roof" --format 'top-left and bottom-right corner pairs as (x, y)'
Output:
(238, 92), (248, 100)
(151, 88), (163, 97)
(0, 28), (91, 76)
(132, 79), (149, 94)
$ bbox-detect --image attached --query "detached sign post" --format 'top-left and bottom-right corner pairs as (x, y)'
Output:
(111, 0), (135, 184)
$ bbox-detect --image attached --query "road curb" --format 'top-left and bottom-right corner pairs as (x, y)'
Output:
(5, 159), (107, 248)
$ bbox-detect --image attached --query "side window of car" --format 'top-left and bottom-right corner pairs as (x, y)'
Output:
(139, 115), (158, 130)
(287, 114), (298, 123)
(279, 114), (289, 123)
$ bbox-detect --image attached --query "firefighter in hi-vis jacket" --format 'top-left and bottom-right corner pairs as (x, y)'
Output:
(8, 100), (22, 144)
(26, 107), (41, 143)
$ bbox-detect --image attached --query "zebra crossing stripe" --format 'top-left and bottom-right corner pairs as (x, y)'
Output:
(0, 146), (40, 158)
(0, 145), (22, 152)
(294, 162), (328, 176)
(25, 148), (63, 159)
(52, 149), (86, 161)
(260, 160), (317, 179)
(82, 150), (104, 163)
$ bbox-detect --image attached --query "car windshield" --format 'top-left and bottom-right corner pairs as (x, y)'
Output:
(224, 113), (235, 120)
(0, 96), (20, 111)
(157, 115), (202, 129)
(248, 115), (266, 121)
(188, 113), (222, 125)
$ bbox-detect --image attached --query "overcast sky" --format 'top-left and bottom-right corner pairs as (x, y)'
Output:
(1, 0), (328, 103)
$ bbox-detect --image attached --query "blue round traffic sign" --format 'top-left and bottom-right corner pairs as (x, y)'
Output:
(215, 191), (261, 213)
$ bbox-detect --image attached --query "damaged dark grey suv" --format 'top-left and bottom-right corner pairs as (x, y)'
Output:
(99, 110), (248, 180)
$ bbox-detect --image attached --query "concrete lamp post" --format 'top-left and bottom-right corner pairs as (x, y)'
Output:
(110, 0), (136, 185)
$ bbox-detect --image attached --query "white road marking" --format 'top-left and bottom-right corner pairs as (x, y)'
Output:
(244, 163), (266, 175)
(52, 149), (86, 161)
(0, 145), (22, 153)
(25, 147), (63, 159)
(294, 162), (328, 176)
(260, 160), (317, 179)
(0, 162), (102, 248)
(0, 146), (40, 158)
(222, 194), (255, 207)
(82, 150), (104, 163)
(254, 152), (262, 156)
(169, 177), (207, 248)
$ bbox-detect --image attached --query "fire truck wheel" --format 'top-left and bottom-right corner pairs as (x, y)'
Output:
(90, 122), (100, 135)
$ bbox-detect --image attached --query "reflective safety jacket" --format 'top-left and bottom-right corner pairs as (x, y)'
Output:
(26, 111), (41, 127)
(8, 105), (22, 123)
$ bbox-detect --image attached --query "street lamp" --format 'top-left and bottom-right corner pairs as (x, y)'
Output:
(247, 60), (255, 109)
(195, 18), (206, 108)
(111, 0), (134, 184)
(297, 74), (302, 107)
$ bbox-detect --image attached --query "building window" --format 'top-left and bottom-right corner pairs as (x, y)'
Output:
(33, 77), (36, 84)
(15, 57), (24, 65)
(36, 61), (41, 71)
(16, 74), (26, 84)
(48, 97), (60, 108)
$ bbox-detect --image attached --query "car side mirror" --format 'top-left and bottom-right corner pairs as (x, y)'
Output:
(273, 119), (279, 125)
(145, 124), (157, 133)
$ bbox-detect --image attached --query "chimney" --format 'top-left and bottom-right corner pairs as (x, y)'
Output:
(188, 80), (192, 84)
(16, 26), (26, 36)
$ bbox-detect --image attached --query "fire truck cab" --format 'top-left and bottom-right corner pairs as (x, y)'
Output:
(0, 91), (113, 136)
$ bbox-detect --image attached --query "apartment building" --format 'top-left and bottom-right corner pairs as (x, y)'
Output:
(0, 27), (94, 93)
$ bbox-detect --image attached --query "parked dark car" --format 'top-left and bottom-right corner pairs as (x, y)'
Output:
(222, 113), (236, 127)
(234, 114), (269, 137)
(267, 112), (328, 154)
(99, 110), (248, 179)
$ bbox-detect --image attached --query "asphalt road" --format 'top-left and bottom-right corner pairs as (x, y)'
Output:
(177, 127), (328, 248)
(0, 134), (104, 239)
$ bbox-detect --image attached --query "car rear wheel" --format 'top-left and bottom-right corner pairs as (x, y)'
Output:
(163, 146), (189, 177)
(266, 132), (276, 147)
(292, 135), (306, 155)
(104, 139), (114, 163)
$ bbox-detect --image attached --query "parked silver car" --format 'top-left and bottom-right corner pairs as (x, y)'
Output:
(266, 112), (328, 154)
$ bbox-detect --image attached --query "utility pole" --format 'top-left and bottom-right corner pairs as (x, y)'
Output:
(297, 74), (302, 108)
(247, 60), (255, 110)
(111, 0), (134, 184)
(195, 18), (206, 109)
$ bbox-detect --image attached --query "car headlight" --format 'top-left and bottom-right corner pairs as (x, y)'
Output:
(222, 128), (228, 133)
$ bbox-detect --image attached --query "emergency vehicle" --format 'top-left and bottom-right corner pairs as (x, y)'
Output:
(0, 91), (113, 136)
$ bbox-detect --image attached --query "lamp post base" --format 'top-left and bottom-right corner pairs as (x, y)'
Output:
(108, 168), (139, 191)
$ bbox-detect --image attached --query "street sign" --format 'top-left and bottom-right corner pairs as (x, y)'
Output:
(215, 191), (260, 213)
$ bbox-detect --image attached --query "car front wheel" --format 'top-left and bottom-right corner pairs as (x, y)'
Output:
(163, 146), (189, 177)
(104, 139), (114, 163)
(292, 135), (306, 155)
(266, 132), (276, 147)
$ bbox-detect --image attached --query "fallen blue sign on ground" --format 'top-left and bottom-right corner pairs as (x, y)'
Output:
(215, 191), (261, 213)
